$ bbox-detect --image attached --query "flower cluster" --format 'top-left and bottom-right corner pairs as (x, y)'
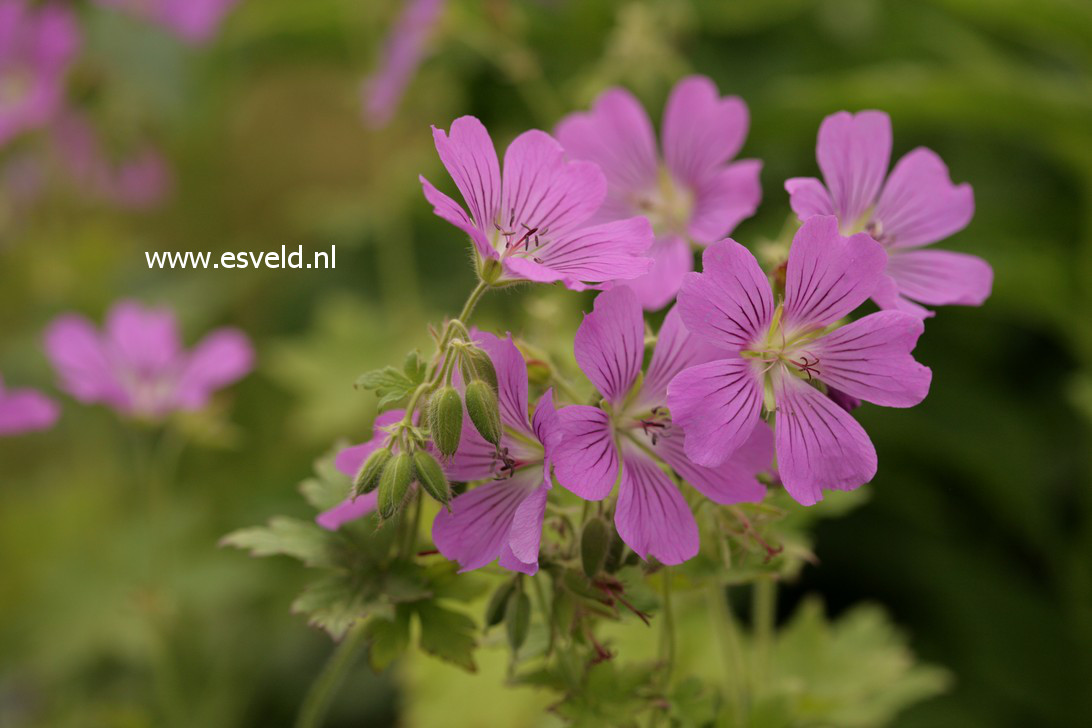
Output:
(326, 76), (990, 574)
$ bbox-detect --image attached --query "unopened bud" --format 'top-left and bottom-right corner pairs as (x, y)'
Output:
(464, 347), (498, 392)
(353, 446), (392, 498)
(465, 379), (502, 446)
(429, 386), (463, 457)
(581, 517), (610, 579)
(506, 590), (531, 651)
(412, 450), (450, 506)
(378, 452), (414, 520)
(485, 580), (516, 628)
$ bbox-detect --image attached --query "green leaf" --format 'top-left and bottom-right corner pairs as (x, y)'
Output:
(220, 517), (335, 568)
(415, 602), (478, 672)
(355, 365), (417, 410)
(299, 448), (352, 511)
(291, 573), (373, 640)
(403, 350), (427, 384)
(364, 607), (411, 672)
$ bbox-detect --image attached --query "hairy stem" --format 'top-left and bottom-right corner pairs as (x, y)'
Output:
(295, 620), (369, 728)
(752, 575), (776, 690)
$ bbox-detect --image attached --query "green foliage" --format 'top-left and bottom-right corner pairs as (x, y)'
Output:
(356, 363), (425, 411)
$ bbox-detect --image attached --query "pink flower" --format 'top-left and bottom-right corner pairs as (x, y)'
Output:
(92, 0), (240, 44)
(363, 0), (445, 128)
(52, 111), (173, 209)
(420, 116), (653, 290)
(786, 110), (991, 318)
(668, 216), (932, 506)
(0, 0), (79, 146)
(432, 333), (561, 575)
(556, 76), (762, 310)
(553, 287), (773, 565)
(0, 373), (59, 435)
(43, 300), (253, 420)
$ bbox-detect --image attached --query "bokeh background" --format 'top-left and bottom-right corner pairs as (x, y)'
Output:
(2, 0), (1091, 726)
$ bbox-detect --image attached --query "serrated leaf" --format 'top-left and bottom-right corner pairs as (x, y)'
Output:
(415, 602), (478, 672)
(403, 350), (427, 384)
(299, 448), (352, 511)
(291, 573), (373, 639)
(364, 606), (411, 672)
(355, 365), (416, 410)
(221, 517), (336, 568)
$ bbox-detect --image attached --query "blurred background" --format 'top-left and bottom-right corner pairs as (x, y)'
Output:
(2, 0), (1090, 725)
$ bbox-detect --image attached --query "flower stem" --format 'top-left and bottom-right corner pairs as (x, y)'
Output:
(295, 620), (369, 728)
(659, 569), (676, 684)
(457, 279), (491, 325)
(706, 584), (747, 725)
(752, 575), (776, 690)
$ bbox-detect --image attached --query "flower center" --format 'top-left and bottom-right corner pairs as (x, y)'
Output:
(741, 306), (825, 402)
(627, 405), (673, 447)
(631, 166), (694, 237)
(490, 209), (552, 264)
(843, 206), (894, 247)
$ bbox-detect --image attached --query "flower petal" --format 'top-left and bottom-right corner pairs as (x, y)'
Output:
(105, 300), (181, 375)
(653, 421), (770, 505)
(43, 313), (128, 409)
(173, 328), (254, 410)
(810, 311), (931, 407)
(784, 176), (834, 219)
(531, 389), (562, 461)
(874, 148), (974, 249)
(667, 357), (763, 467)
(678, 239), (774, 351)
(553, 405), (619, 501)
(782, 216), (887, 330)
(475, 332), (532, 434)
(883, 249), (993, 308)
(555, 87), (658, 199)
(688, 160), (762, 244)
(574, 287), (644, 404)
(316, 492), (379, 531)
(499, 480), (549, 575)
(432, 470), (539, 572)
(815, 110), (891, 225)
(0, 386), (59, 436)
(615, 449), (699, 565)
(420, 174), (495, 260)
(662, 76), (749, 186)
(773, 371), (877, 506)
(500, 129), (604, 237)
(431, 116), (501, 231)
(510, 215), (653, 288)
(619, 235), (692, 311)
(637, 303), (721, 410)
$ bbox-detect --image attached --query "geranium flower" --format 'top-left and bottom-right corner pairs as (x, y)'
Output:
(43, 300), (253, 420)
(668, 216), (931, 505)
(0, 373), (59, 435)
(553, 286), (773, 565)
(556, 76), (761, 309)
(0, 0), (79, 146)
(786, 110), (991, 317)
(362, 0), (445, 128)
(92, 0), (240, 44)
(432, 332), (561, 575)
(420, 116), (653, 290)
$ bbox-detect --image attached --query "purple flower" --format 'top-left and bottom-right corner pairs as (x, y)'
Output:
(92, 0), (240, 44)
(667, 216), (932, 505)
(0, 373), (59, 435)
(552, 287), (773, 565)
(43, 300), (253, 420)
(363, 0), (445, 128)
(786, 110), (991, 318)
(0, 0), (79, 146)
(432, 333), (561, 575)
(420, 116), (654, 290)
(317, 410), (406, 531)
(556, 76), (761, 310)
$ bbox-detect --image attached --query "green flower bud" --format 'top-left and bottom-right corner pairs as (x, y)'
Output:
(378, 452), (414, 520)
(428, 386), (463, 457)
(465, 347), (498, 392)
(581, 517), (610, 579)
(353, 446), (392, 498)
(412, 450), (450, 506)
(465, 379), (502, 447)
(506, 590), (531, 651)
(484, 580), (516, 628)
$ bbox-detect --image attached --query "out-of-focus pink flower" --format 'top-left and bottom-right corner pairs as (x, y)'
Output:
(0, 0), (80, 146)
(786, 110), (991, 317)
(43, 300), (253, 420)
(363, 0), (445, 128)
(421, 116), (653, 290)
(92, 0), (241, 44)
(0, 373), (59, 435)
(556, 77), (762, 309)
(52, 111), (173, 209)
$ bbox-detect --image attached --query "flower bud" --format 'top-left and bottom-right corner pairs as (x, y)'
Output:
(484, 580), (515, 628)
(428, 386), (463, 457)
(464, 379), (502, 447)
(353, 446), (392, 498)
(506, 590), (531, 651)
(412, 450), (450, 507)
(378, 452), (414, 520)
(464, 347), (498, 392)
(581, 517), (610, 579)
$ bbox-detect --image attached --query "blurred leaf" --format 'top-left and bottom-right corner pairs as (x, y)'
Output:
(291, 573), (374, 640)
(220, 516), (335, 568)
(415, 602), (478, 672)
(365, 607), (412, 673)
